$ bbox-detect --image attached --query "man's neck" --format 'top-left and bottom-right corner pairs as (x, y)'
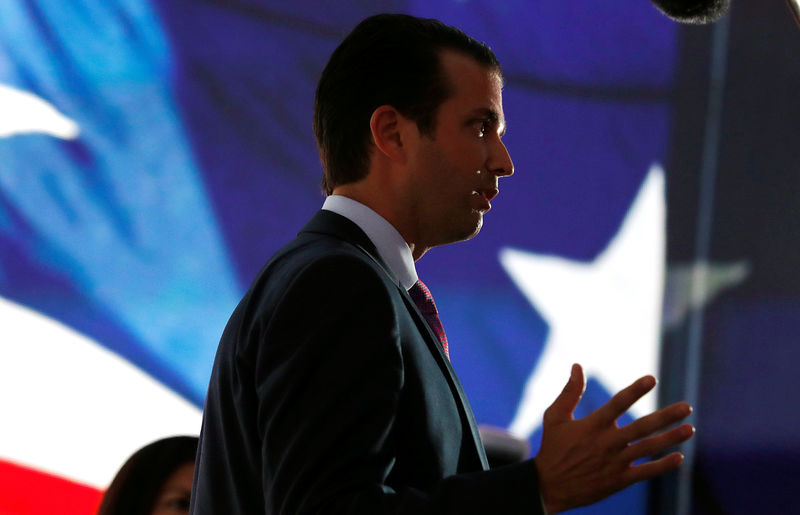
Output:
(329, 186), (429, 261)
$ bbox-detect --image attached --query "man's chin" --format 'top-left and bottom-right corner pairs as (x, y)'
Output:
(450, 216), (484, 244)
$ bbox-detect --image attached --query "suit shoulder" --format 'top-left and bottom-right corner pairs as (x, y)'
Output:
(228, 235), (400, 361)
(232, 234), (397, 341)
(260, 233), (389, 292)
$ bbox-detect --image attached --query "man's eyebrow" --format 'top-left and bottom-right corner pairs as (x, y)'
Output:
(471, 108), (499, 121)
(470, 108), (507, 136)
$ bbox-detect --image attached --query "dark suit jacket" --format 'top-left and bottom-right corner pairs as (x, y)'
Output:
(190, 210), (545, 514)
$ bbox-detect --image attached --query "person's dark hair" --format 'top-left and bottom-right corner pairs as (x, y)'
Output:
(314, 13), (501, 195)
(97, 436), (198, 515)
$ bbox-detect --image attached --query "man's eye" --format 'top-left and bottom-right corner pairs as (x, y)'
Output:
(476, 120), (489, 138)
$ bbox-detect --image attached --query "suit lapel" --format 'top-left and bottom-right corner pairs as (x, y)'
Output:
(398, 286), (489, 470)
(300, 210), (488, 469)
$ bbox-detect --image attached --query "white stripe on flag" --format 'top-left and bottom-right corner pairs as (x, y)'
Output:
(0, 296), (202, 488)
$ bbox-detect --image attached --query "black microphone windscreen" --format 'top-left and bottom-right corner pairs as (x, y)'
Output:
(651, 0), (731, 24)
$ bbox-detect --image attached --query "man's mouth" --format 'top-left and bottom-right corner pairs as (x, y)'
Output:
(482, 187), (499, 202)
(472, 187), (498, 212)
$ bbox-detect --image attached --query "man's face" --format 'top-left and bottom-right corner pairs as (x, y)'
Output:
(406, 50), (514, 250)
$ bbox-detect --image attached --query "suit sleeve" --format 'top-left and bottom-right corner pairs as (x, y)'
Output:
(252, 254), (545, 514)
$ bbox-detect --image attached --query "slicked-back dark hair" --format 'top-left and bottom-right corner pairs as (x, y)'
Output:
(314, 13), (500, 195)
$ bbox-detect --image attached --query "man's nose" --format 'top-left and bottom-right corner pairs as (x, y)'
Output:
(489, 138), (514, 177)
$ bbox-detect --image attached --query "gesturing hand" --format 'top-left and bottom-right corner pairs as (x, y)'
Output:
(533, 364), (694, 514)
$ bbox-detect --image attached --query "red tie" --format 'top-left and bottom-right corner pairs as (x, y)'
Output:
(408, 279), (450, 360)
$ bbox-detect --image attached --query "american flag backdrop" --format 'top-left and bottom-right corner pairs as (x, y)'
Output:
(1, 2), (797, 514)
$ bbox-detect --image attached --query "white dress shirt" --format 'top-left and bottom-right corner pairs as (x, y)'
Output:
(322, 195), (417, 290)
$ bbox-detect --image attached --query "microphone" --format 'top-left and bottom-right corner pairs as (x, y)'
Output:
(650, 0), (731, 24)
(478, 425), (531, 468)
(652, 0), (800, 28)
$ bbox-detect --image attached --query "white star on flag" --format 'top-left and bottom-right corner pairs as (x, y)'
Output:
(501, 163), (665, 439)
(0, 84), (79, 139)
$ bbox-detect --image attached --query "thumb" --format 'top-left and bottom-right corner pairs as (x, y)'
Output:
(544, 364), (585, 424)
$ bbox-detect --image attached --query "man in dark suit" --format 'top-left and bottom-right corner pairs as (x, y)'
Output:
(190, 14), (694, 514)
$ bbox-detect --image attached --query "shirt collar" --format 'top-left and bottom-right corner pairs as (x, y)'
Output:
(322, 195), (417, 290)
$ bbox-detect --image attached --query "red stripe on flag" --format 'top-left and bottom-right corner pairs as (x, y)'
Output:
(0, 459), (103, 515)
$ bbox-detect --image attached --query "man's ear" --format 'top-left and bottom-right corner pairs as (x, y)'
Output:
(369, 105), (412, 164)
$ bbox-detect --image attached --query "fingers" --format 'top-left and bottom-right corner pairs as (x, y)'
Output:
(624, 451), (685, 484)
(617, 402), (692, 445)
(544, 364), (586, 423)
(621, 423), (695, 463)
(594, 375), (657, 426)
